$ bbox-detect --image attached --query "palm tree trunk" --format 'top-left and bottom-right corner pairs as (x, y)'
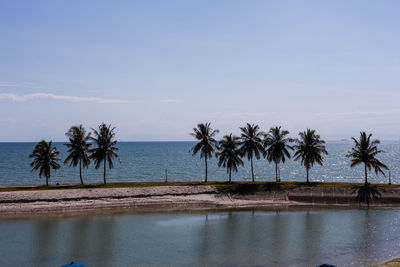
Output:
(364, 163), (368, 185)
(251, 157), (254, 182)
(275, 162), (278, 182)
(306, 167), (309, 183)
(204, 156), (208, 183)
(229, 168), (232, 183)
(103, 159), (107, 185)
(79, 159), (83, 185)
(46, 175), (49, 186)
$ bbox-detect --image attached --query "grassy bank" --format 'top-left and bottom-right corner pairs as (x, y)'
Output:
(0, 181), (399, 193)
(373, 258), (400, 267)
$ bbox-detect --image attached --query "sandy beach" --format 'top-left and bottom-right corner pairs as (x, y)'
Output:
(1, 183), (400, 216)
(0, 185), (295, 216)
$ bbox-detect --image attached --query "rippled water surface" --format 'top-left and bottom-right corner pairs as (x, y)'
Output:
(1, 207), (400, 266)
(0, 141), (399, 185)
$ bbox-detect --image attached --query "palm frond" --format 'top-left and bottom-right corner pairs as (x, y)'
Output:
(89, 123), (120, 183)
(293, 129), (328, 177)
(29, 140), (61, 184)
(347, 131), (388, 182)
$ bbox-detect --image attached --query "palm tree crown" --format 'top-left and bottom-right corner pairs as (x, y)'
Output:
(90, 123), (120, 184)
(217, 134), (244, 182)
(29, 140), (61, 186)
(346, 131), (388, 184)
(239, 123), (264, 182)
(264, 126), (293, 182)
(293, 129), (328, 183)
(190, 122), (219, 182)
(64, 125), (92, 185)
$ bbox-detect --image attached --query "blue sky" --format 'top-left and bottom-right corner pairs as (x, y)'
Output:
(1, 0), (400, 141)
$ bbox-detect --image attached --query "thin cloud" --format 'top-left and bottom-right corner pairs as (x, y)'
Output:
(213, 111), (274, 119)
(0, 93), (129, 104)
(160, 99), (180, 103)
(0, 82), (20, 87)
(317, 109), (400, 119)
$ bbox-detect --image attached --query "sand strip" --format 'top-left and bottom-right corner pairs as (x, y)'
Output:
(0, 185), (300, 216)
(2, 184), (400, 216)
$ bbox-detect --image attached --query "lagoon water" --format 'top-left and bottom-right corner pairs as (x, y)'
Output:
(0, 141), (399, 185)
(1, 207), (400, 266)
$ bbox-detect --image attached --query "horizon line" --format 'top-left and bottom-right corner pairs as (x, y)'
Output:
(1, 139), (400, 143)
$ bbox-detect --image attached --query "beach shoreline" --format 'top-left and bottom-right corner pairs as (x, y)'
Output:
(1, 182), (400, 217)
(0, 185), (293, 217)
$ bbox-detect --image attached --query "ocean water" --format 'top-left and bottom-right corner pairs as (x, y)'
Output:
(1, 207), (400, 266)
(0, 141), (399, 186)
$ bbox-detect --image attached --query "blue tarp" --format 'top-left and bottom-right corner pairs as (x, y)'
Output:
(61, 263), (87, 267)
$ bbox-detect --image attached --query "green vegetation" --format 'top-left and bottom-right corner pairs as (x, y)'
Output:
(29, 140), (61, 186)
(27, 122), (391, 188)
(347, 131), (388, 185)
(293, 129), (328, 183)
(217, 134), (243, 182)
(1, 181), (399, 193)
(64, 125), (92, 185)
(29, 123), (120, 186)
(90, 123), (120, 185)
(190, 122), (219, 182)
(239, 123), (264, 182)
(373, 258), (400, 267)
(263, 126), (293, 182)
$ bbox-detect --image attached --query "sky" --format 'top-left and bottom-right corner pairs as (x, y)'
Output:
(0, 0), (400, 141)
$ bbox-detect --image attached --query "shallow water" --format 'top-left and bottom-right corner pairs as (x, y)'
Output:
(0, 141), (399, 185)
(0, 207), (400, 266)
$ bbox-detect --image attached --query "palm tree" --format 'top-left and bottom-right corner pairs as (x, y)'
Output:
(264, 126), (293, 182)
(190, 122), (219, 182)
(239, 123), (264, 182)
(217, 134), (244, 182)
(346, 132), (388, 185)
(293, 129), (328, 183)
(29, 140), (61, 186)
(90, 123), (120, 184)
(64, 125), (92, 185)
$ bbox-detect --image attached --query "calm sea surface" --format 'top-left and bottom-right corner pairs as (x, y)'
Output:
(1, 207), (400, 266)
(0, 141), (399, 185)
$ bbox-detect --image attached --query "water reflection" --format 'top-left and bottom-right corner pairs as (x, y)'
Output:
(94, 217), (115, 267)
(26, 217), (116, 267)
(1, 208), (400, 266)
(32, 220), (58, 265)
(69, 219), (89, 262)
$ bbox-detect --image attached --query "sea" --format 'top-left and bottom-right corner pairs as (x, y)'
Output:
(0, 141), (399, 186)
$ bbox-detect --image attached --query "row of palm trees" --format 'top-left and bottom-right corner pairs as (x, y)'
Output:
(190, 123), (388, 184)
(29, 122), (389, 186)
(29, 123), (120, 185)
